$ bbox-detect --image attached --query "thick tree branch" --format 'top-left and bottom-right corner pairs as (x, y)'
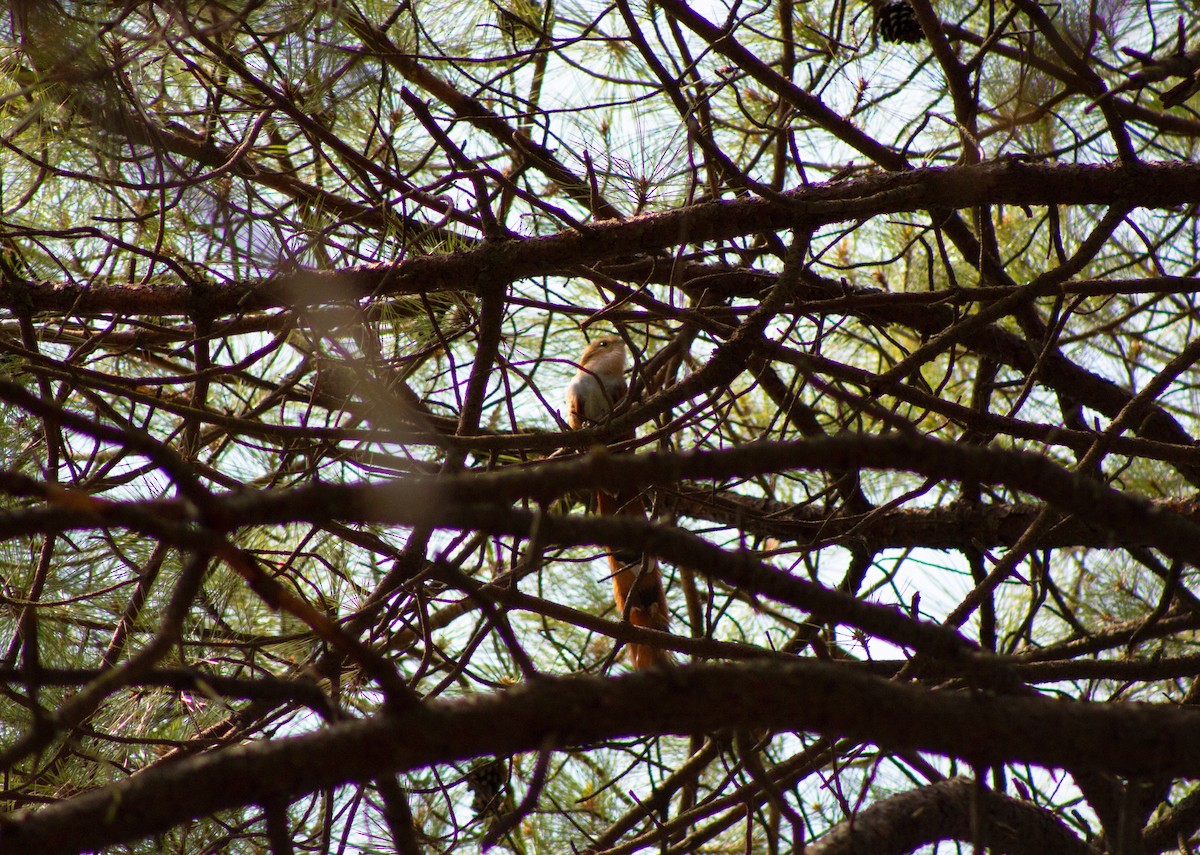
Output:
(809, 776), (1098, 855)
(4, 661), (1200, 854)
(2, 161), (1198, 316)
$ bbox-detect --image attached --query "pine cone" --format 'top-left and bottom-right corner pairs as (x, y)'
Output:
(878, 0), (924, 43)
(467, 757), (509, 817)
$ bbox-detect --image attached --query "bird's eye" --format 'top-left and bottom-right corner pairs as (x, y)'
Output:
(598, 341), (608, 347)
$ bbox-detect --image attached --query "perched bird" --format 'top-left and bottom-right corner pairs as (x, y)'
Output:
(564, 334), (671, 669)
(564, 335), (628, 430)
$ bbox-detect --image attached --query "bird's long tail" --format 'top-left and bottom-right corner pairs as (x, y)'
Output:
(595, 488), (670, 669)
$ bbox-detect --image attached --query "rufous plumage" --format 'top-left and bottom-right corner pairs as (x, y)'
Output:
(564, 334), (670, 669)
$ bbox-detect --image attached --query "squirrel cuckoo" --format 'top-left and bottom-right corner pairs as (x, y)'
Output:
(565, 335), (670, 668)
